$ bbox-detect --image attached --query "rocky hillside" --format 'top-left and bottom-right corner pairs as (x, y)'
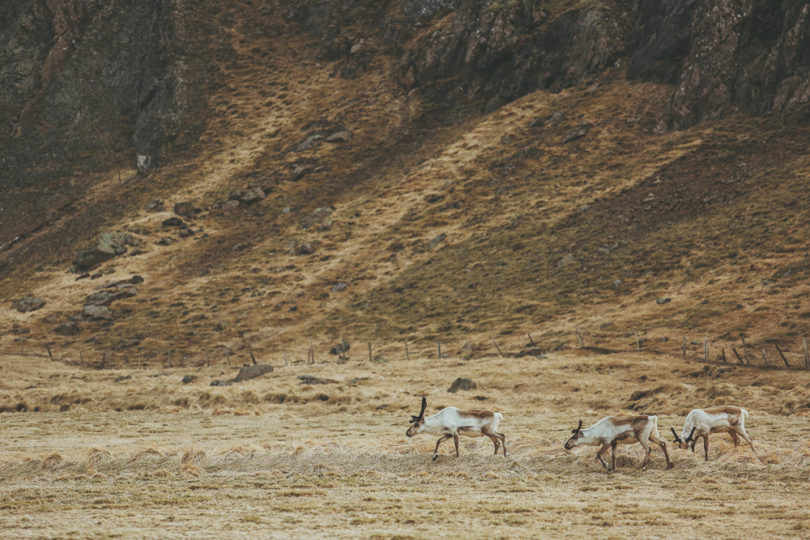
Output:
(2, 0), (810, 366)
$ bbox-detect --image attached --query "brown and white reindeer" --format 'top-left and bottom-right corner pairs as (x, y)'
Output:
(671, 405), (756, 461)
(564, 415), (673, 473)
(406, 397), (507, 460)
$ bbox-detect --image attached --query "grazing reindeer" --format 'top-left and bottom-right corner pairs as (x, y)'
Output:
(406, 397), (507, 460)
(564, 415), (673, 473)
(671, 406), (756, 461)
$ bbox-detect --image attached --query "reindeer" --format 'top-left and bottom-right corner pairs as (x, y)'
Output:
(671, 406), (756, 461)
(406, 397), (507, 460)
(564, 415), (673, 473)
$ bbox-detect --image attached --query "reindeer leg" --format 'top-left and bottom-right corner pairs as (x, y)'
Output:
(734, 427), (757, 456)
(640, 439), (652, 471)
(703, 434), (710, 461)
(611, 441), (617, 472)
(482, 427), (499, 455)
(453, 433), (460, 457)
(729, 431), (740, 446)
(433, 434), (452, 461)
(498, 433), (507, 457)
(596, 442), (611, 473)
(649, 432), (673, 469)
(690, 439), (697, 453)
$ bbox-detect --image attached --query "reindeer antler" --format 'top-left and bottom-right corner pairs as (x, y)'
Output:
(671, 427), (682, 443)
(410, 396), (427, 423)
(685, 426), (696, 443)
(572, 419), (583, 435)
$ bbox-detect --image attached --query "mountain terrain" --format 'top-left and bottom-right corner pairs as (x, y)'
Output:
(2, 0), (810, 366)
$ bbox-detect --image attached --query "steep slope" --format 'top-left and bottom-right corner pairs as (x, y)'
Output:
(1, 0), (810, 366)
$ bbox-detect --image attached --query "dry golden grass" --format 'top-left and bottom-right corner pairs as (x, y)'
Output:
(1, 351), (810, 537)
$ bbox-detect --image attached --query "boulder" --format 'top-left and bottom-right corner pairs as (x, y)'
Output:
(54, 321), (80, 336)
(14, 295), (46, 313)
(73, 232), (139, 271)
(82, 304), (112, 320)
(162, 217), (185, 227)
(228, 186), (265, 204)
(233, 364), (274, 382)
(448, 377), (477, 393)
(325, 130), (352, 143)
(84, 286), (138, 306)
(173, 201), (195, 217)
(182, 375), (197, 384)
(329, 340), (350, 356)
(297, 375), (337, 385)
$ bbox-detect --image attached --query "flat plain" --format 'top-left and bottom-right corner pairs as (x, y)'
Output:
(2, 349), (809, 538)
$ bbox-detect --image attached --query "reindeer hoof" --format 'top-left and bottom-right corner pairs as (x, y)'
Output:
(641, 465), (648, 471)
(432, 454), (438, 461)
(667, 463), (674, 469)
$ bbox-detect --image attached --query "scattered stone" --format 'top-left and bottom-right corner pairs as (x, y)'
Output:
(233, 364), (274, 382)
(76, 273), (90, 280)
(155, 237), (175, 246)
(14, 295), (46, 313)
(325, 130), (352, 143)
(297, 375), (337, 385)
(90, 272), (103, 279)
(332, 282), (348, 292)
(84, 286), (138, 307)
(613, 279), (622, 288)
(656, 297), (671, 305)
(448, 377), (477, 393)
(210, 380), (232, 387)
(182, 375), (197, 384)
(221, 200), (241, 212)
(73, 232), (139, 271)
(557, 253), (577, 268)
(162, 217), (185, 227)
(329, 340), (350, 356)
(429, 233), (447, 248)
(54, 321), (80, 336)
(145, 198), (164, 212)
(295, 134), (321, 152)
(114, 375), (132, 383)
(173, 201), (195, 217)
(562, 125), (590, 143)
(296, 242), (315, 255)
(82, 304), (112, 320)
(228, 186), (266, 204)
(232, 243), (250, 252)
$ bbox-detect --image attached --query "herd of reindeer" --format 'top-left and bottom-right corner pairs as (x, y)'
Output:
(405, 397), (757, 472)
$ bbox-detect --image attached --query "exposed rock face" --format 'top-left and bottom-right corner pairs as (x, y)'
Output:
(628, 0), (810, 129)
(397, 2), (626, 108)
(0, 0), (230, 252)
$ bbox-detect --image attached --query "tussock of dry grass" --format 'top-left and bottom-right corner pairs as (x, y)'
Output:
(1, 350), (810, 537)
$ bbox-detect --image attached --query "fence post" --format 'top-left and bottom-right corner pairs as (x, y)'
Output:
(704, 338), (709, 363)
(437, 342), (442, 359)
(405, 341), (410, 361)
(774, 343), (790, 368)
(492, 339), (504, 357)
(682, 337), (687, 357)
(368, 342), (373, 363)
(804, 337), (809, 369)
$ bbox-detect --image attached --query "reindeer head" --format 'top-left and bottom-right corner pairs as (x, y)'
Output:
(671, 426), (696, 449)
(406, 397), (428, 437)
(564, 419), (584, 450)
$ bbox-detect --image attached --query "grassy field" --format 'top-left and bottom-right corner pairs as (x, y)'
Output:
(2, 350), (809, 538)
